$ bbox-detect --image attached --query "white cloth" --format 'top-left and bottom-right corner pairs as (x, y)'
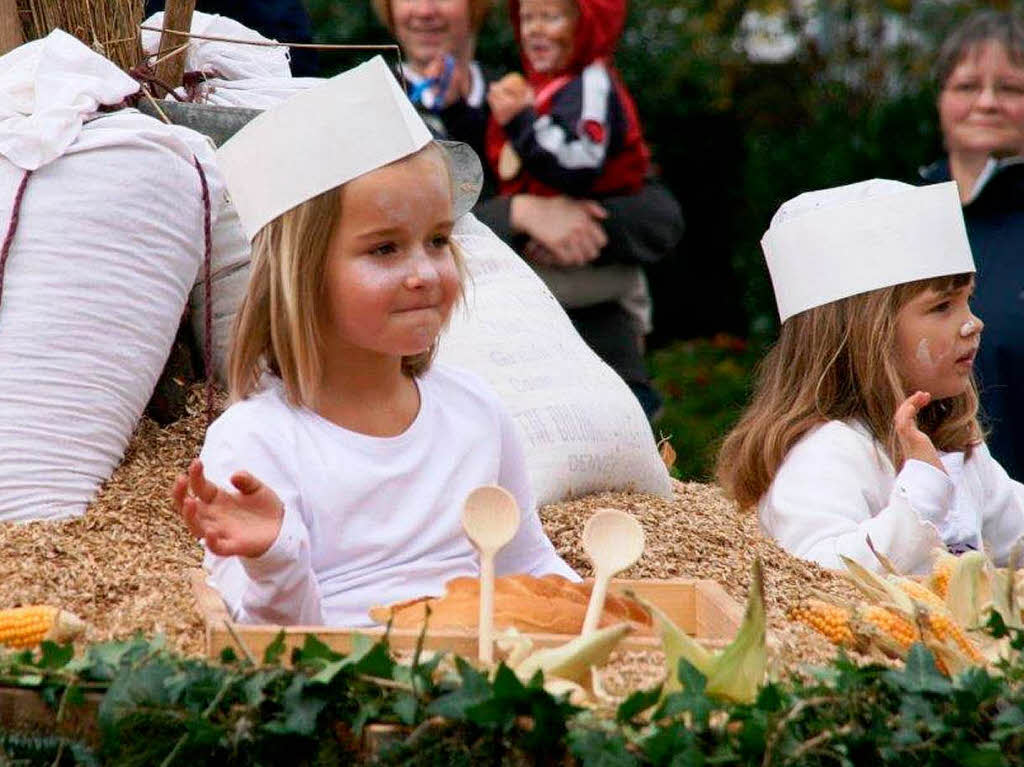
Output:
(140, 11), (292, 80)
(0, 29), (139, 170)
(201, 364), (578, 627)
(758, 419), (1024, 574)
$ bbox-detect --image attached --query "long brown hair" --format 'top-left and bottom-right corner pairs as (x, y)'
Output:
(716, 273), (983, 509)
(228, 144), (465, 409)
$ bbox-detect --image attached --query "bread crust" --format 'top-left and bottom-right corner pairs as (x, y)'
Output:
(369, 574), (653, 635)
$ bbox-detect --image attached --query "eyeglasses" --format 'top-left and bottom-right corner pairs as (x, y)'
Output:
(944, 79), (1024, 102)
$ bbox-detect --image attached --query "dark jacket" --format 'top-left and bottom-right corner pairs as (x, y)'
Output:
(144, 0), (319, 76)
(483, 0), (649, 199)
(921, 158), (1024, 480)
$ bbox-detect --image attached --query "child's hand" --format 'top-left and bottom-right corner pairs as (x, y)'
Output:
(487, 73), (533, 125)
(424, 54), (471, 108)
(894, 391), (946, 474)
(171, 459), (285, 559)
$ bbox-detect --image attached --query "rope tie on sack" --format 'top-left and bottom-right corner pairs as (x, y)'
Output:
(0, 169), (33, 310)
(193, 155), (215, 427)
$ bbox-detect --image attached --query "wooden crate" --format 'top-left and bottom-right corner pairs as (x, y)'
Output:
(189, 569), (744, 662)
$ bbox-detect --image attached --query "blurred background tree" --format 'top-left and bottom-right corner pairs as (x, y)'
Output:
(306, 0), (1010, 478)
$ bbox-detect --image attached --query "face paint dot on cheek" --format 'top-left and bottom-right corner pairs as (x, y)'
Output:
(915, 338), (932, 366)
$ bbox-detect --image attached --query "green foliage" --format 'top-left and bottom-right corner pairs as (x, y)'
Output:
(649, 334), (760, 480)
(9, 622), (1024, 764)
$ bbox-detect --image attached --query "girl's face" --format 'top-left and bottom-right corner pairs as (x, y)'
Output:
(519, 0), (577, 75)
(391, 0), (472, 72)
(939, 41), (1024, 157)
(894, 279), (983, 400)
(323, 147), (460, 362)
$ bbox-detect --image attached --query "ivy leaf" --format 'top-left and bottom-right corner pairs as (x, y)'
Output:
(263, 676), (327, 737)
(616, 686), (662, 723)
(98, 659), (177, 730)
(392, 692), (419, 725)
(426, 657), (493, 719)
(293, 634), (341, 667)
(242, 668), (285, 707)
(883, 644), (952, 695)
(568, 729), (640, 767)
(262, 631), (287, 666)
(654, 659), (713, 730)
(37, 642), (74, 670)
(351, 641), (395, 679)
(641, 720), (703, 766)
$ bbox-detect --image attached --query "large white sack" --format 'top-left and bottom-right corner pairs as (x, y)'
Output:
(440, 213), (671, 504)
(0, 108), (233, 521)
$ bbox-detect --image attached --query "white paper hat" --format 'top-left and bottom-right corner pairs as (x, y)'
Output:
(761, 179), (975, 323)
(216, 55), (482, 240)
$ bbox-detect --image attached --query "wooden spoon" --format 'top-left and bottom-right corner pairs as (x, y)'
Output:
(580, 509), (645, 636)
(462, 485), (521, 663)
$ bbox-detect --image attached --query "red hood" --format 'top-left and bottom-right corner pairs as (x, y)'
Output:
(509, 0), (627, 86)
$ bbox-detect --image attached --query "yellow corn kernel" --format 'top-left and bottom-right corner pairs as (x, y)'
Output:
(789, 599), (855, 646)
(929, 553), (958, 600)
(0, 606), (85, 649)
(925, 611), (985, 665)
(893, 578), (947, 612)
(860, 605), (918, 650)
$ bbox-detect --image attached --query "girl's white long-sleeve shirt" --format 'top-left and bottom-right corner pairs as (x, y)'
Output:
(199, 364), (578, 627)
(758, 420), (1024, 574)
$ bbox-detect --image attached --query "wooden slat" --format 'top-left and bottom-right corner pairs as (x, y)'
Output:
(0, 687), (102, 744)
(0, 0), (23, 57)
(153, 0), (195, 90)
(190, 569), (742, 662)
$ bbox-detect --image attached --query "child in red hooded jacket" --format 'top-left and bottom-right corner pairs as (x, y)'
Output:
(485, 0), (650, 199)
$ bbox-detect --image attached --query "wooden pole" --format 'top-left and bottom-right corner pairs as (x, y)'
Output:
(154, 0), (195, 90)
(0, 0), (24, 57)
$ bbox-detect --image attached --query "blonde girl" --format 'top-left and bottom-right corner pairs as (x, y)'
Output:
(170, 58), (575, 627)
(717, 179), (1024, 573)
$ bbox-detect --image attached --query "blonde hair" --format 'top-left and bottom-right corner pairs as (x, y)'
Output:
(228, 144), (465, 409)
(716, 273), (983, 510)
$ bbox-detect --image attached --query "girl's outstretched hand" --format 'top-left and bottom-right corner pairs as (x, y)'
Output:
(171, 459), (285, 559)
(894, 391), (946, 474)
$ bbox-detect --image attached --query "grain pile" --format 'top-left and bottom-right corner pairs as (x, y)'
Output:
(0, 387), (859, 677)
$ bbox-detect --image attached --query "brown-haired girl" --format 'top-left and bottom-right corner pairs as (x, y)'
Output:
(170, 58), (575, 627)
(717, 179), (1024, 574)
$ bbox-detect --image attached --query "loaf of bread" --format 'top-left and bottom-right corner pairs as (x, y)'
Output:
(368, 574), (652, 635)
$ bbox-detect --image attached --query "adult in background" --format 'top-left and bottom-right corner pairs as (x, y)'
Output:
(920, 9), (1024, 479)
(370, 0), (684, 420)
(143, 0), (320, 76)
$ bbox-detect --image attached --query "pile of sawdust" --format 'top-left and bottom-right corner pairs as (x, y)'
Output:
(0, 387), (858, 678)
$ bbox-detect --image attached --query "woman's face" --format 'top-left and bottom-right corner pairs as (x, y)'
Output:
(939, 40), (1024, 157)
(391, 0), (473, 72)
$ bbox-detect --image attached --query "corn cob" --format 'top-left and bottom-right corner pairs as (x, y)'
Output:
(892, 577), (947, 612)
(789, 599), (856, 646)
(0, 606), (86, 649)
(924, 610), (985, 664)
(859, 605), (918, 651)
(928, 551), (958, 600)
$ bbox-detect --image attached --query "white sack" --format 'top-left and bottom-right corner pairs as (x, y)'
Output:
(0, 32), (238, 521)
(440, 213), (671, 504)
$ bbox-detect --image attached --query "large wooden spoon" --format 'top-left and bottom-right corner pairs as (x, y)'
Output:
(580, 509), (645, 636)
(462, 485), (521, 663)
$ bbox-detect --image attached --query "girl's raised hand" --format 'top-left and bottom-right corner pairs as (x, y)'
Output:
(894, 391), (946, 474)
(171, 459), (285, 559)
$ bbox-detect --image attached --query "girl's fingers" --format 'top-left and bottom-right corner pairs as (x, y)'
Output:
(170, 474), (188, 512)
(231, 471), (261, 496)
(181, 496), (204, 540)
(188, 459), (219, 505)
